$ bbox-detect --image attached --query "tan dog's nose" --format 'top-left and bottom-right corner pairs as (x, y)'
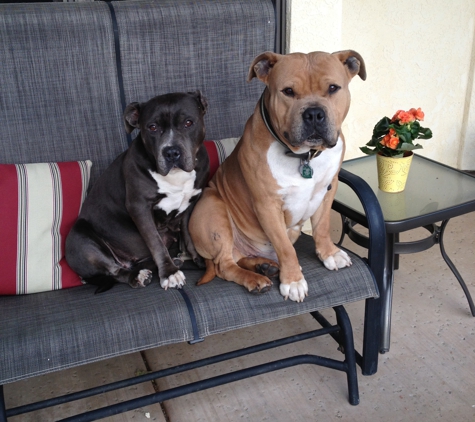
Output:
(303, 107), (325, 125)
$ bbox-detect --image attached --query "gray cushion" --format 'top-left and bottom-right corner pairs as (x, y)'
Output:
(0, 234), (377, 385)
(0, 2), (128, 184)
(0, 0), (274, 185)
(101, 0), (275, 140)
(185, 233), (378, 337)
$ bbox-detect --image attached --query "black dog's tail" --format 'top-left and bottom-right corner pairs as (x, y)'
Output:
(84, 275), (118, 294)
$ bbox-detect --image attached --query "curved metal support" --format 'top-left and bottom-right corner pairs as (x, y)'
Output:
(438, 219), (475, 316)
(337, 214), (347, 246)
(337, 168), (386, 375)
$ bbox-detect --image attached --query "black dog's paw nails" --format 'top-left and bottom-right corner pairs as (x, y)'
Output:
(160, 270), (186, 290)
(131, 269), (153, 288)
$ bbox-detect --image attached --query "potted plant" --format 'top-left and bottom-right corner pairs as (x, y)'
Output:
(360, 108), (433, 192)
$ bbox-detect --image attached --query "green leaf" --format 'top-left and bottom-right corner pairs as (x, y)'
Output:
(410, 121), (421, 138)
(419, 128), (433, 139)
(400, 142), (423, 151)
(360, 146), (378, 155)
(394, 129), (411, 144)
(372, 117), (390, 138)
(366, 136), (381, 147)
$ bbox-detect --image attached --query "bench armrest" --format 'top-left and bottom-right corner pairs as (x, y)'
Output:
(336, 167), (385, 286)
(334, 167), (386, 375)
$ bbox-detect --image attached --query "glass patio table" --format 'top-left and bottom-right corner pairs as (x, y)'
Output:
(333, 154), (475, 353)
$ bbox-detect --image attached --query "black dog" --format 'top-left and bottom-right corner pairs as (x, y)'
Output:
(66, 91), (209, 292)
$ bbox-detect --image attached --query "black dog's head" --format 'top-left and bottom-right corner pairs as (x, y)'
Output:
(123, 91), (208, 176)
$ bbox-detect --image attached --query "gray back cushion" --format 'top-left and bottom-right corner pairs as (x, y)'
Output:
(0, 0), (275, 184)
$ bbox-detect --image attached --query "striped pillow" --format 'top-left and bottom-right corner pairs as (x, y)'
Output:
(0, 161), (92, 295)
(204, 138), (239, 180)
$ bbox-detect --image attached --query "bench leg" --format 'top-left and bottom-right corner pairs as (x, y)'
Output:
(334, 305), (359, 405)
(0, 385), (7, 422)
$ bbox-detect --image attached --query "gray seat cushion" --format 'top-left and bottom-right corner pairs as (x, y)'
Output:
(0, 234), (377, 385)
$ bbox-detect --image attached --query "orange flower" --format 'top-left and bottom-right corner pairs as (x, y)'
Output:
(392, 110), (415, 124)
(409, 107), (424, 121)
(380, 128), (399, 149)
(391, 110), (404, 122)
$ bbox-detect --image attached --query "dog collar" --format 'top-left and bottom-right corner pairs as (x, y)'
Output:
(259, 90), (321, 179)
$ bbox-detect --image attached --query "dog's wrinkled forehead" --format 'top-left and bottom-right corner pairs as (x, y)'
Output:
(275, 57), (348, 96)
(123, 91), (208, 134)
(142, 94), (203, 124)
(248, 50), (366, 93)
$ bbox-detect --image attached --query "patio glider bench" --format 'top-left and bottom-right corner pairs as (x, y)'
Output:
(0, 1), (385, 420)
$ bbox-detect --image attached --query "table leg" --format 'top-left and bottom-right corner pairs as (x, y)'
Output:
(394, 233), (400, 270)
(438, 219), (475, 316)
(380, 232), (396, 353)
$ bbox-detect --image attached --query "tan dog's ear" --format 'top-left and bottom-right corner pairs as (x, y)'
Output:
(123, 102), (140, 134)
(332, 50), (367, 81)
(247, 51), (282, 83)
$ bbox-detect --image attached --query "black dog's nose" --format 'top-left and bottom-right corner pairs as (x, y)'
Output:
(163, 146), (181, 163)
(303, 107), (325, 124)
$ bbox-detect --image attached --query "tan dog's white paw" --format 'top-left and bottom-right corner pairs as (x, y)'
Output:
(279, 278), (308, 302)
(321, 250), (352, 270)
(160, 270), (186, 290)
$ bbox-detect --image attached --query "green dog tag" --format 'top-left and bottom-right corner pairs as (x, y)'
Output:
(299, 160), (313, 178)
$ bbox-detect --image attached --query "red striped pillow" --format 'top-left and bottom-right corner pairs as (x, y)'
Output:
(0, 161), (92, 295)
(204, 138), (239, 180)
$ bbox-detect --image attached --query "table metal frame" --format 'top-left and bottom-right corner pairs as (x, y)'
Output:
(333, 154), (475, 353)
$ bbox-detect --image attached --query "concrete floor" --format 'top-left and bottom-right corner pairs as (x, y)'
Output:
(4, 211), (475, 422)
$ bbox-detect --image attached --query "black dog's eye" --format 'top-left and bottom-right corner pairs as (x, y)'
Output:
(148, 124), (158, 132)
(329, 84), (341, 94)
(184, 120), (193, 128)
(282, 87), (295, 97)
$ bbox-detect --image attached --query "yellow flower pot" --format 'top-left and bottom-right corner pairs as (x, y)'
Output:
(376, 152), (414, 193)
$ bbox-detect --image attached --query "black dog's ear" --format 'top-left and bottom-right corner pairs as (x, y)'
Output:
(123, 102), (140, 134)
(190, 90), (208, 115)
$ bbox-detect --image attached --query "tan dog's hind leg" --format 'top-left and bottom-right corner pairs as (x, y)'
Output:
(237, 257), (279, 283)
(196, 259), (216, 286)
(311, 176), (352, 270)
(190, 189), (273, 293)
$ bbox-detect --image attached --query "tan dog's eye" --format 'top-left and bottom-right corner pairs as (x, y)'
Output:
(329, 84), (341, 94)
(282, 87), (295, 97)
(184, 120), (194, 128)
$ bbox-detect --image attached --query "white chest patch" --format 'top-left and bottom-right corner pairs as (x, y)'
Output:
(267, 138), (344, 228)
(149, 168), (201, 215)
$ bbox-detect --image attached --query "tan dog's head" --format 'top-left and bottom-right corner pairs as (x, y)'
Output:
(248, 50), (366, 152)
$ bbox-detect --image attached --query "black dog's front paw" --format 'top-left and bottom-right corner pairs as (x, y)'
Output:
(129, 269), (153, 288)
(160, 270), (186, 290)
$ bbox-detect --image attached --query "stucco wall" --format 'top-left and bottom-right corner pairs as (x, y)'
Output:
(288, 0), (475, 170)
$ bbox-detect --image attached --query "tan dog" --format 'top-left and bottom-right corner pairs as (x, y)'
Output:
(189, 50), (366, 302)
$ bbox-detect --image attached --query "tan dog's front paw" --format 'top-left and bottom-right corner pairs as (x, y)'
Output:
(279, 279), (308, 302)
(245, 276), (273, 294)
(320, 250), (352, 270)
(160, 270), (186, 290)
